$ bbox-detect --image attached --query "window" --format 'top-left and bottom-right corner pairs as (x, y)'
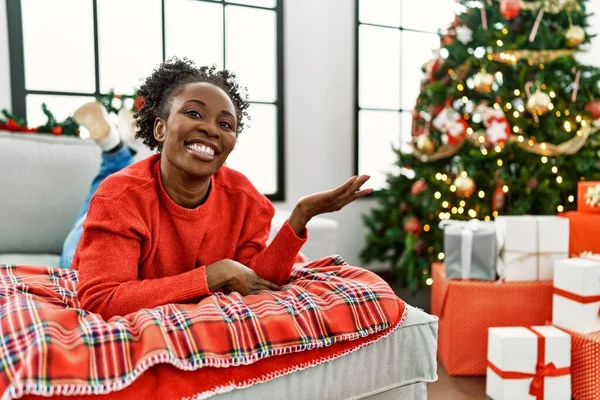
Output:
(7, 0), (285, 199)
(355, 0), (455, 190)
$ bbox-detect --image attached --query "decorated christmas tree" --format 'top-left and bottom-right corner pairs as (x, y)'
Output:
(361, 0), (600, 292)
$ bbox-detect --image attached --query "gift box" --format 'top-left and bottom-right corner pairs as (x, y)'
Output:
(577, 181), (600, 213)
(440, 219), (497, 280)
(431, 263), (553, 376)
(495, 216), (569, 281)
(486, 326), (571, 400)
(553, 257), (600, 334)
(559, 211), (600, 256)
(566, 329), (600, 400)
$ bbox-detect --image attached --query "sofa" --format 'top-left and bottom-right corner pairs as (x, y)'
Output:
(0, 130), (438, 399)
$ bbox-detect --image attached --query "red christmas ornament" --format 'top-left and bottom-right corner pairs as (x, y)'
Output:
(443, 32), (455, 45)
(7, 119), (18, 129)
(585, 100), (600, 120)
(413, 239), (426, 255)
(403, 217), (422, 237)
(411, 179), (428, 195)
(500, 0), (521, 19)
(134, 96), (146, 112)
(398, 201), (408, 213)
(492, 171), (506, 212)
(52, 126), (63, 135)
(527, 177), (538, 191)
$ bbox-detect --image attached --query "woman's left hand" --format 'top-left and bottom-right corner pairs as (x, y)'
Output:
(288, 175), (372, 235)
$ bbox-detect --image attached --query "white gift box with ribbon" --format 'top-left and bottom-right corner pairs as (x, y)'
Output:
(440, 219), (498, 280)
(495, 216), (569, 281)
(552, 256), (600, 334)
(486, 326), (571, 400)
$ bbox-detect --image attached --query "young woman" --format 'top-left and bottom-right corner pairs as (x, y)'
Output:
(66, 58), (372, 320)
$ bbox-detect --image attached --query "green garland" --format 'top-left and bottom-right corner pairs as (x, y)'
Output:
(0, 91), (142, 137)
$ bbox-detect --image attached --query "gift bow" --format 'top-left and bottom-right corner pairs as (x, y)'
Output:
(584, 184), (600, 208)
(487, 327), (570, 400)
(439, 219), (495, 279)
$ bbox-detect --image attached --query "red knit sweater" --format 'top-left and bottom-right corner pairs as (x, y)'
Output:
(74, 154), (307, 319)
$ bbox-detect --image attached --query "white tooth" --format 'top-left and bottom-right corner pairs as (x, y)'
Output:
(188, 143), (215, 156)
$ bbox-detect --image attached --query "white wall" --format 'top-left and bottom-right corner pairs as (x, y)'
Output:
(0, 0), (11, 111)
(280, 0), (377, 267)
(1, 0), (600, 268)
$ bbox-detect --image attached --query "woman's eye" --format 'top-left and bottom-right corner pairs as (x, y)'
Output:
(220, 121), (232, 129)
(186, 110), (202, 118)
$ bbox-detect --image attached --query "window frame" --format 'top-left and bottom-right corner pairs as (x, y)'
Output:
(6, 0), (286, 201)
(354, 0), (441, 186)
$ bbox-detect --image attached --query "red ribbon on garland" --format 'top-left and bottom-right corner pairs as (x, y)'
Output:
(487, 327), (570, 400)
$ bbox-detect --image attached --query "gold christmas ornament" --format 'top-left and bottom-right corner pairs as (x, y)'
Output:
(526, 90), (552, 115)
(416, 135), (435, 154)
(565, 25), (585, 47)
(474, 70), (495, 93)
(454, 176), (476, 198)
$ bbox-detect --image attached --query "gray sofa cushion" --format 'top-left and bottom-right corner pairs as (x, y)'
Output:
(0, 253), (61, 268)
(0, 131), (101, 254)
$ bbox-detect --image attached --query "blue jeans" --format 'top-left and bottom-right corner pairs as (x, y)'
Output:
(59, 146), (134, 268)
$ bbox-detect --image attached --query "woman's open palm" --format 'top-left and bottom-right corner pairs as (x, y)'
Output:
(299, 175), (372, 218)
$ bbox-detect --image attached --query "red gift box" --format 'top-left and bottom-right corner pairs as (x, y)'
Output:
(559, 212), (600, 256)
(561, 329), (600, 400)
(431, 263), (553, 376)
(577, 181), (600, 214)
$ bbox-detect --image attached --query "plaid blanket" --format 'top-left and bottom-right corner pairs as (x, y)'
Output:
(0, 256), (405, 400)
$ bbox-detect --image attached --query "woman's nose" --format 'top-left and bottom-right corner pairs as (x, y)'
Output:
(200, 122), (219, 138)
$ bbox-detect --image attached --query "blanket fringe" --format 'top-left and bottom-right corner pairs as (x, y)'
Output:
(182, 301), (409, 400)
(3, 301), (406, 400)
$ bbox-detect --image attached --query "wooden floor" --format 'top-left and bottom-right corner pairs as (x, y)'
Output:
(427, 364), (486, 399)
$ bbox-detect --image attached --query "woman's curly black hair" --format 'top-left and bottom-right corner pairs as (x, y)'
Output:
(134, 57), (250, 152)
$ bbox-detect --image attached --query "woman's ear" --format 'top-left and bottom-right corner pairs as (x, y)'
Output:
(154, 118), (166, 144)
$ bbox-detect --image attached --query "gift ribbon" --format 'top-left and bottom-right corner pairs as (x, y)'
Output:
(439, 219), (494, 279)
(487, 327), (571, 400)
(553, 287), (600, 317)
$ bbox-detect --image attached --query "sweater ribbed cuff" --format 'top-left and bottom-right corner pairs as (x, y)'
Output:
(173, 266), (211, 302)
(267, 221), (308, 283)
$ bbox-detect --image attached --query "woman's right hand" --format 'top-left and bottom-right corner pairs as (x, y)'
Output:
(206, 259), (280, 296)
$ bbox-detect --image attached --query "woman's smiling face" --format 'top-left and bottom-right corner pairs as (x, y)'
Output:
(154, 82), (238, 179)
